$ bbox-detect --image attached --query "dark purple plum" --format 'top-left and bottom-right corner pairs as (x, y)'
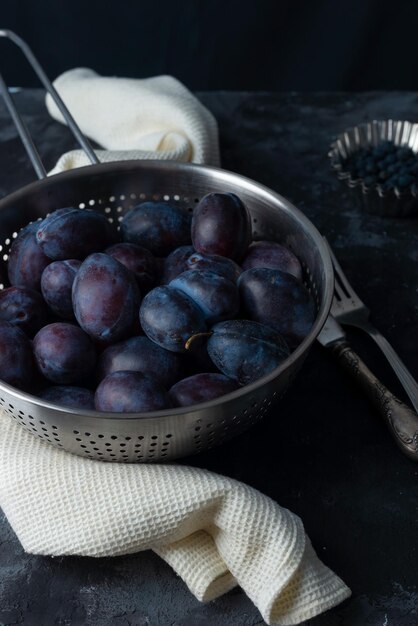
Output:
(0, 286), (48, 336)
(8, 222), (50, 291)
(140, 286), (206, 353)
(186, 252), (242, 282)
(33, 322), (96, 384)
(105, 243), (157, 292)
(191, 193), (251, 261)
(39, 386), (95, 410)
(207, 319), (290, 385)
(94, 371), (171, 413)
(242, 241), (302, 280)
(170, 270), (239, 324)
(162, 245), (195, 284)
(0, 321), (35, 389)
(36, 208), (115, 260)
(41, 259), (81, 319)
(169, 373), (238, 407)
(121, 202), (191, 256)
(97, 336), (184, 387)
(72, 253), (140, 343)
(238, 268), (316, 347)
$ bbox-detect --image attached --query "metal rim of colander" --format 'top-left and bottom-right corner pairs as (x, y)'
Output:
(0, 160), (334, 422)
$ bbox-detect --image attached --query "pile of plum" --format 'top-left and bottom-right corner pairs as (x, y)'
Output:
(0, 192), (315, 413)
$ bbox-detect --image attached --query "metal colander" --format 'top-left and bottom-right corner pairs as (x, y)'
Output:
(0, 31), (333, 462)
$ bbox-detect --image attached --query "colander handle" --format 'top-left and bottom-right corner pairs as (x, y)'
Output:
(0, 29), (100, 179)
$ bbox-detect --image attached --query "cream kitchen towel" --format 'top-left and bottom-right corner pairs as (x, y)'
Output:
(0, 411), (350, 625)
(45, 68), (220, 174)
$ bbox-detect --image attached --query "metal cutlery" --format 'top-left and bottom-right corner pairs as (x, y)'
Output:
(317, 314), (418, 460)
(317, 242), (418, 460)
(328, 242), (418, 412)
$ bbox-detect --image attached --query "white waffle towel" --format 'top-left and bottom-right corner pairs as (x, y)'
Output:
(0, 412), (350, 625)
(46, 68), (220, 174)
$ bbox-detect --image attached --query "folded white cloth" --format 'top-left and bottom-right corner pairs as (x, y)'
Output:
(0, 412), (350, 625)
(46, 69), (220, 174)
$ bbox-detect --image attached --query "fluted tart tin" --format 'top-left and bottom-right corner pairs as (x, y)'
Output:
(329, 119), (418, 217)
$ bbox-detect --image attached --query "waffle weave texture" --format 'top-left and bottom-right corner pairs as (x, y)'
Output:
(0, 412), (350, 625)
(46, 68), (220, 173)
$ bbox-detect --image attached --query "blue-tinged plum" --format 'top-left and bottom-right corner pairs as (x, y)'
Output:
(169, 373), (238, 407)
(0, 286), (48, 336)
(39, 385), (95, 410)
(0, 321), (35, 389)
(36, 208), (115, 260)
(41, 259), (81, 319)
(191, 193), (251, 260)
(242, 241), (302, 280)
(162, 245), (195, 284)
(238, 268), (315, 347)
(33, 322), (96, 384)
(94, 371), (171, 413)
(140, 286), (206, 353)
(72, 253), (140, 343)
(8, 222), (50, 291)
(170, 269), (239, 324)
(207, 319), (290, 385)
(97, 336), (184, 387)
(186, 252), (242, 282)
(120, 202), (191, 256)
(105, 243), (157, 293)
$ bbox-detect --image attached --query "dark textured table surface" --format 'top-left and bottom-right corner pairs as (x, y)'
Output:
(0, 90), (418, 626)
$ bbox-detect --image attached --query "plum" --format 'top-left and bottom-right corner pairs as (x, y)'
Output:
(94, 371), (171, 413)
(41, 259), (81, 319)
(207, 319), (290, 385)
(121, 202), (191, 256)
(39, 385), (95, 410)
(36, 207), (115, 260)
(0, 321), (35, 389)
(33, 322), (96, 384)
(8, 222), (50, 291)
(191, 193), (251, 260)
(170, 269), (239, 324)
(242, 240), (302, 280)
(0, 286), (48, 336)
(140, 286), (206, 353)
(97, 335), (184, 387)
(161, 245), (195, 284)
(169, 373), (238, 407)
(185, 252), (242, 282)
(72, 253), (140, 343)
(238, 268), (315, 346)
(105, 242), (157, 293)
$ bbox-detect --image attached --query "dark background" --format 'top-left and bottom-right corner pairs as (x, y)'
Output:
(2, 0), (418, 91)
